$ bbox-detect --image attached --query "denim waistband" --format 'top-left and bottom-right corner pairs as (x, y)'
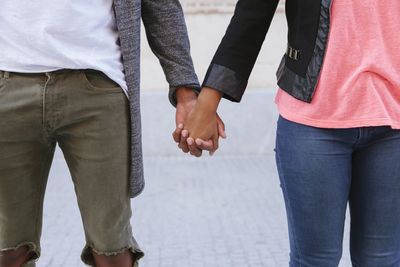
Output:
(0, 69), (81, 79)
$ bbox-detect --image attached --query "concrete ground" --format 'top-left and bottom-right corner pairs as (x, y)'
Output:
(37, 91), (353, 267)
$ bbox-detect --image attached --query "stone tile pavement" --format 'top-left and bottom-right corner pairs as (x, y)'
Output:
(39, 152), (352, 267)
(36, 91), (353, 267)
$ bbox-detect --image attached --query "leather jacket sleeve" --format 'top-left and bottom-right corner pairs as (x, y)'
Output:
(203, 0), (280, 102)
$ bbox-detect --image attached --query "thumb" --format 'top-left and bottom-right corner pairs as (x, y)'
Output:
(216, 114), (226, 139)
(195, 138), (214, 151)
(217, 121), (226, 139)
(172, 123), (184, 143)
(210, 133), (219, 156)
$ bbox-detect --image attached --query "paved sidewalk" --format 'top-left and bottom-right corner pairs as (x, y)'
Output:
(38, 153), (352, 267)
(34, 90), (354, 267)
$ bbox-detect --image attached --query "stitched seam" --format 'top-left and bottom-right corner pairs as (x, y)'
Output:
(275, 140), (303, 266)
(33, 144), (55, 248)
(42, 73), (51, 128)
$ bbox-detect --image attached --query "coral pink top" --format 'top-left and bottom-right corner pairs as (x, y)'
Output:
(274, 0), (400, 129)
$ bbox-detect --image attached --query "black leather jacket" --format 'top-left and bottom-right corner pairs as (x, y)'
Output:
(202, 0), (332, 103)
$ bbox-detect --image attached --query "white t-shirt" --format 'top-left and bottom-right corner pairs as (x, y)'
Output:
(0, 0), (128, 97)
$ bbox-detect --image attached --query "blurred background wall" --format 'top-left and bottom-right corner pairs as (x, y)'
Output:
(140, 0), (287, 92)
(180, 0), (285, 14)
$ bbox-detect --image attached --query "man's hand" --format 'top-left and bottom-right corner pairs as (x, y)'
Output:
(172, 87), (197, 154)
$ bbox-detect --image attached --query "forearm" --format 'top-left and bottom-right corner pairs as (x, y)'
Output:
(211, 0), (279, 78)
(203, 0), (279, 103)
(142, 0), (200, 106)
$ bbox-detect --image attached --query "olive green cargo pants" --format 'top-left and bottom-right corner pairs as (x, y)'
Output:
(0, 69), (144, 267)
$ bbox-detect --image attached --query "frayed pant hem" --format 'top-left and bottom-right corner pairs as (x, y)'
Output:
(0, 241), (40, 267)
(81, 243), (144, 267)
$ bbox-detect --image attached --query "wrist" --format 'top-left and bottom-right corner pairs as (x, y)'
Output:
(197, 87), (222, 112)
(176, 87), (198, 103)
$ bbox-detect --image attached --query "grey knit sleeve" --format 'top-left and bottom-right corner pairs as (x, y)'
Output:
(141, 0), (201, 107)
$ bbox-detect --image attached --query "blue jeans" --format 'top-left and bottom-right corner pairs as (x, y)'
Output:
(274, 114), (400, 267)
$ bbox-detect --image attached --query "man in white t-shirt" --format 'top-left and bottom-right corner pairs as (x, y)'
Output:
(0, 1), (206, 267)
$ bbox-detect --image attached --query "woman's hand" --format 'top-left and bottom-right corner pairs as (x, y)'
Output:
(183, 88), (226, 157)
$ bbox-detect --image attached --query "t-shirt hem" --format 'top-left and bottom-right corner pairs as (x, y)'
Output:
(277, 105), (400, 130)
(0, 65), (129, 99)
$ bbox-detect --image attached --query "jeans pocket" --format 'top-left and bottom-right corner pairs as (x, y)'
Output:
(80, 69), (122, 94)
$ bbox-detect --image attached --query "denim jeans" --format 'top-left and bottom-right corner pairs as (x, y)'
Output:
(274, 114), (400, 267)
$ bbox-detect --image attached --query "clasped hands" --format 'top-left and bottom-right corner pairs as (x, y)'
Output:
(172, 87), (226, 157)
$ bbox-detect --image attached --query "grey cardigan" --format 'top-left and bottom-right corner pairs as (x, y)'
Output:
(113, 0), (200, 198)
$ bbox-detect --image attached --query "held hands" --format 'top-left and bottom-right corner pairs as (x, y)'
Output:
(172, 87), (226, 157)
